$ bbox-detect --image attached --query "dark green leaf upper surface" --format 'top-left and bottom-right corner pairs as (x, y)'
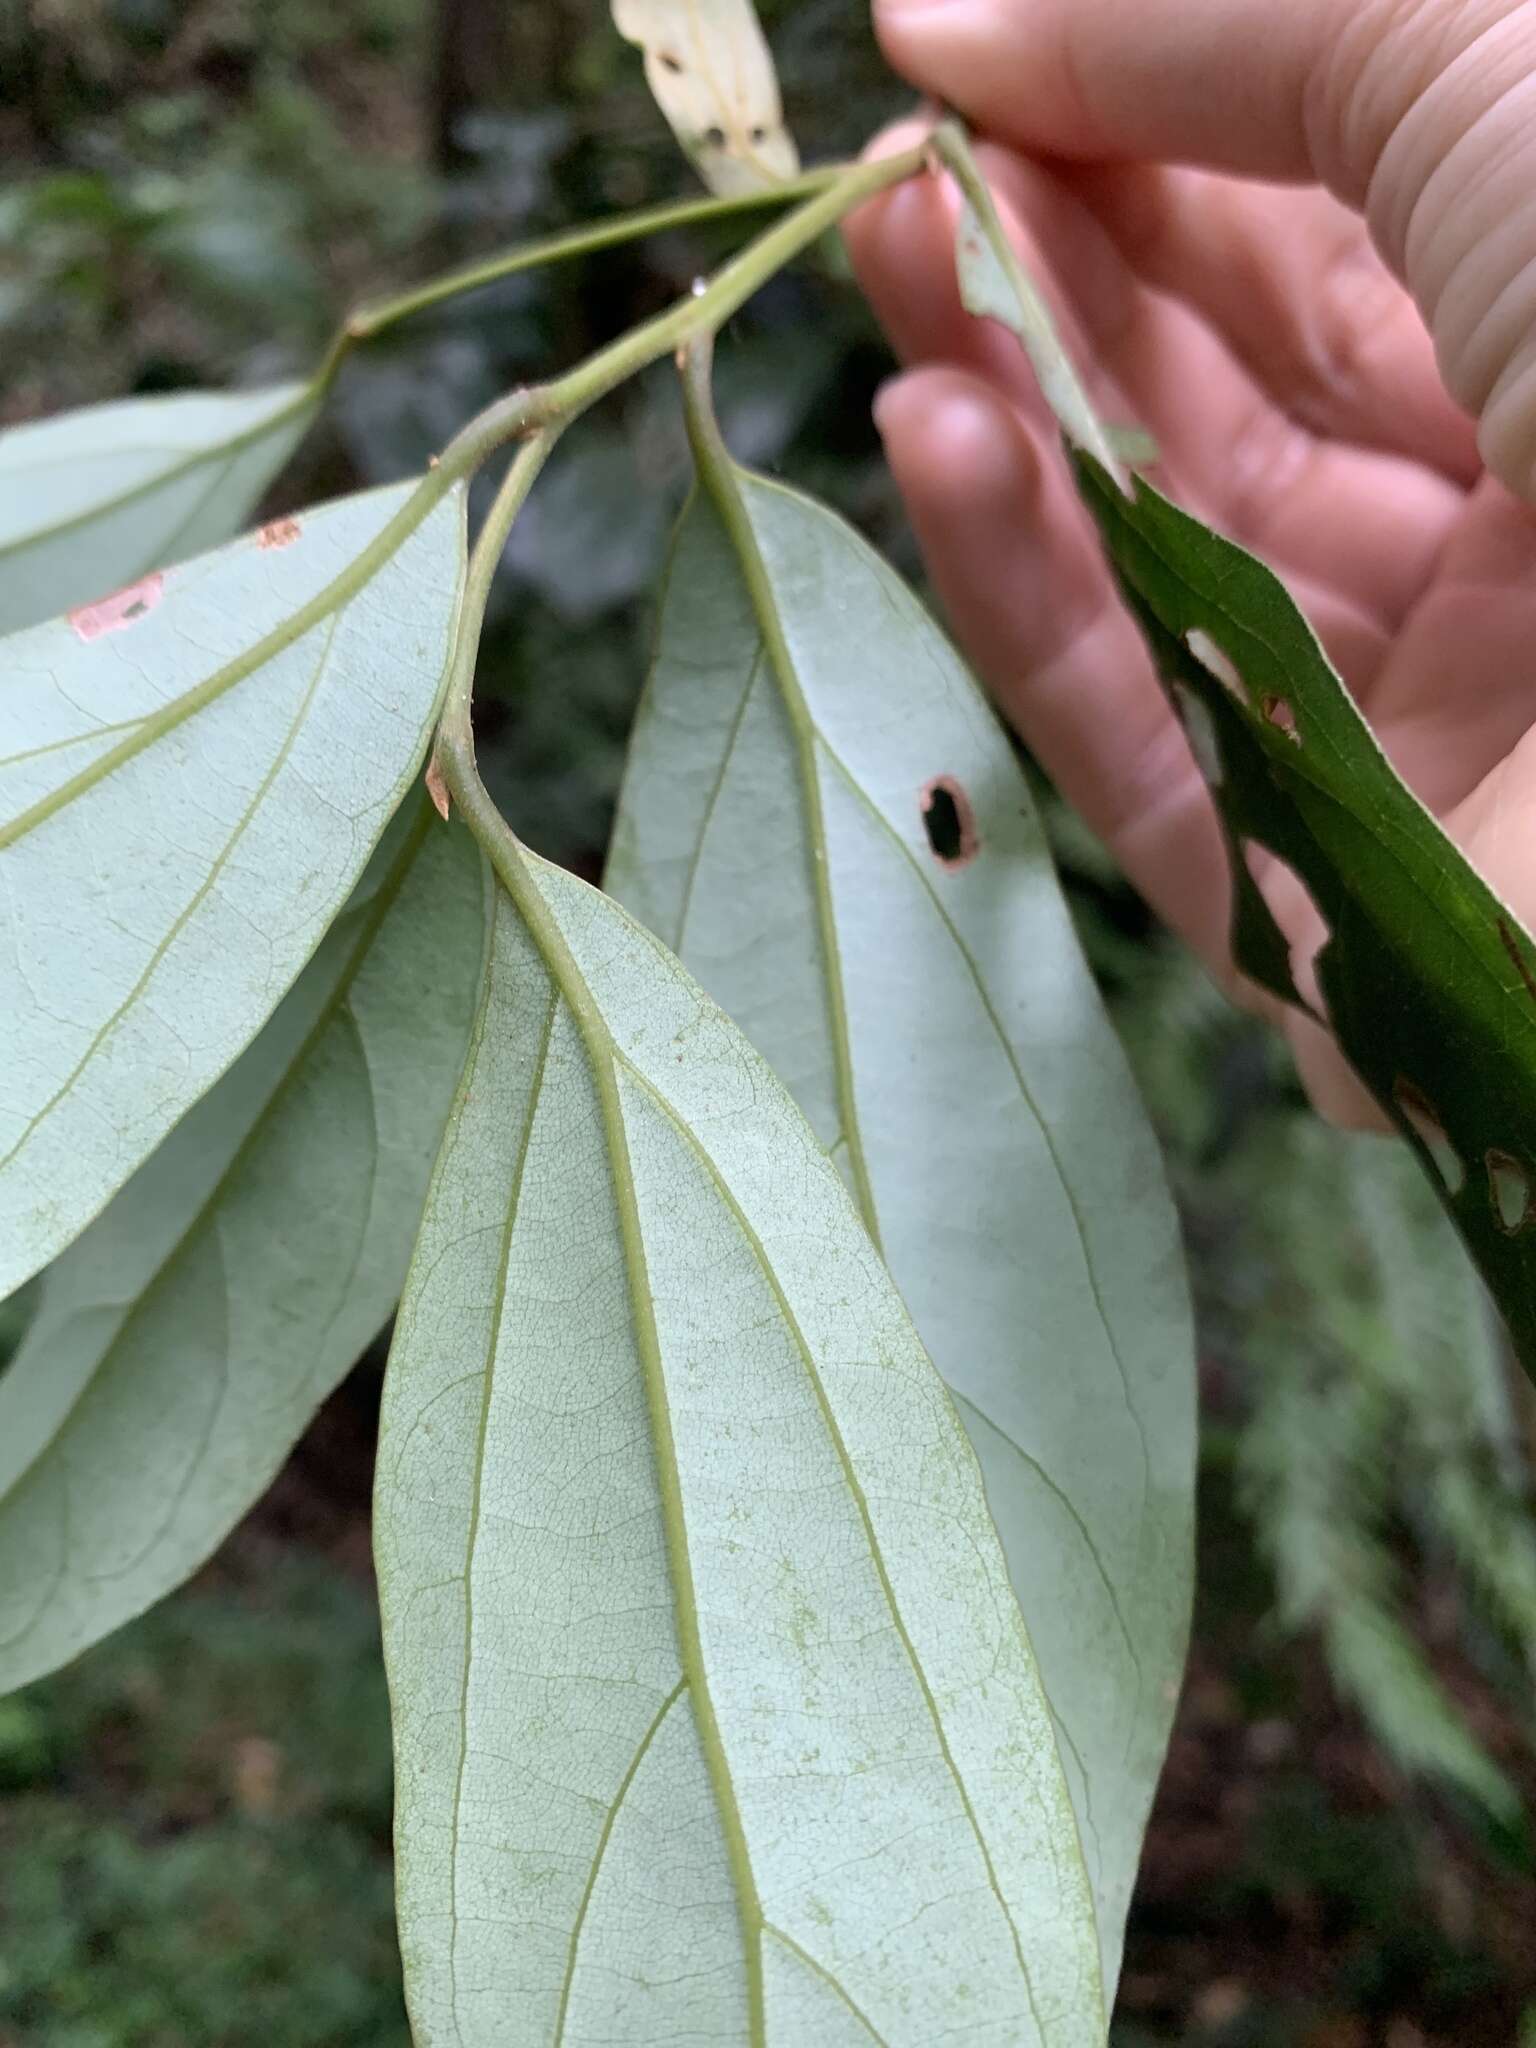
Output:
(1076, 457), (1536, 1375)
(376, 851), (1105, 2046)
(0, 476), (466, 1297)
(0, 799), (488, 1693)
(607, 456), (1195, 1999)
(0, 382), (318, 636)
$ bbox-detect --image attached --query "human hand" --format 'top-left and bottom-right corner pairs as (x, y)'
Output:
(846, 0), (1536, 1123)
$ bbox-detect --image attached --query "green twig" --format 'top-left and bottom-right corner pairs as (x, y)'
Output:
(314, 162), (866, 390)
(430, 140), (930, 843)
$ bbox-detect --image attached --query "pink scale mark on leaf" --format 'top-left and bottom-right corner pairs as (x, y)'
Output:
(258, 517), (301, 549)
(69, 573), (164, 642)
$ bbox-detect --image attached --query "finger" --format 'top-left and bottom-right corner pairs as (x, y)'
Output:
(851, 143), (1464, 629)
(974, 147), (1466, 628)
(1373, 479), (1536, 810)
(871, 0), (1515, 199)
(1063, 164), (1481, 485)
(872, 0), (1536, 501)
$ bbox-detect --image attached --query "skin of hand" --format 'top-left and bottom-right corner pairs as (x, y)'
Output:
(845, 0), (1536, 1125)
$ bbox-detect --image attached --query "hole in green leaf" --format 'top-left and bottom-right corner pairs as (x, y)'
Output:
(920, 776), (978, 869)
(1174, 684), (1222, 785)
(1262, 694), (1300, 743)
(1487, 1150), (1531, 1234)
(1185, 628), (1244, 701)
(1393, 1079), (1465, 1196)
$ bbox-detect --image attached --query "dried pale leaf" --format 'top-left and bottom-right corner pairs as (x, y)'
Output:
(0, 381), (319, 636)
(0, 477), (467, 1297)
(613, 0), (799, 195)
(0, 798), (488, 1694)
(376, 851), (1105, 2046)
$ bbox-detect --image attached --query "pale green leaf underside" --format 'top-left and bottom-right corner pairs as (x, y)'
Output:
(606, 473), (1195, 1997)
(0, 797), (487, 1694)
(0, 476), (467, 1298)
(376, 855), (1104, 2047)
(0, 380), (318, 636)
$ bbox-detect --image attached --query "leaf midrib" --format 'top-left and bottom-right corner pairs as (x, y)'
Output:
(479, 835), (769, 2048)
(683, 457), (1152, 1502)
(681, 435), (884, 1252)
(613, 1039), (1059, 2044)
(0, 609), (345, 1177)
(0, 474), (457, 854)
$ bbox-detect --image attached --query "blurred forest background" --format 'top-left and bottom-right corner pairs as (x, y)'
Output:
(3, 3), (1536, 2043)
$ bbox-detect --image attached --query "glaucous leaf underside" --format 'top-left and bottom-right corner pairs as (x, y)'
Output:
(607, 428), (1195, 1996)
(0, 380), (318, 636)
(0, 477), (466, 1298)
(0, 797), (487, 1693)
(376, 851), (1106, 2047)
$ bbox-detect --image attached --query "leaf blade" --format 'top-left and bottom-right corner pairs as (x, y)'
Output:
(1074, 455), (1536, 1374)
(606, 449), (1195, 1995)
(0, 476), (467, 1296)
(0, 798), (488, 1693)
(376, 850), (1105, 2046)
(606, 391), (1196, 1990)
(0, 381), (318, 635)
(612, 0), (799, 195)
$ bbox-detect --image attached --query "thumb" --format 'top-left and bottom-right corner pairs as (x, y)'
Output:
(873, 0), (1536, 499)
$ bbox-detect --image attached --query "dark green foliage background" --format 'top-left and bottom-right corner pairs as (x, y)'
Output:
(3, 3), (1535, 2043)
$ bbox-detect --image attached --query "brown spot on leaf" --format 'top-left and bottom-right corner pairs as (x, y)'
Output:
(920, 776), (979, 869)
(69, 573), (165, 642)
(1487, 1149), (1531, 1234)
(1497, 916), (1536, 1005)
(258, 517), (301, 549)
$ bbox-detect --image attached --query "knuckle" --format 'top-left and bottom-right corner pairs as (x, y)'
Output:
(1293, 232), (1408, 426)
(1223, 400), (1321, 543)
